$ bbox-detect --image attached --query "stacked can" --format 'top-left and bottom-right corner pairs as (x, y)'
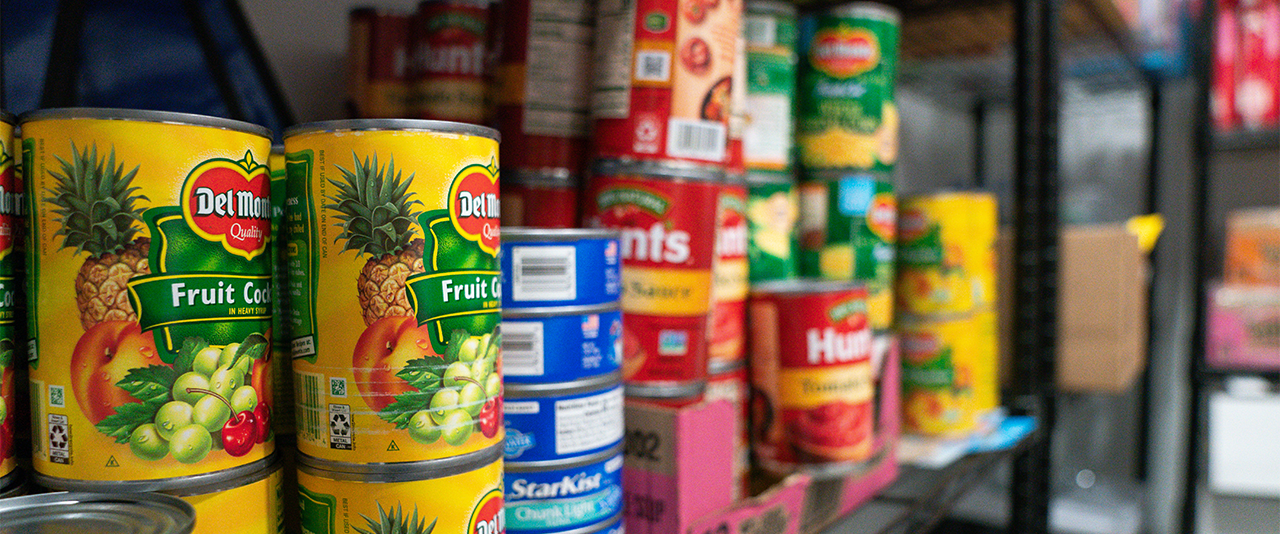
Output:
(500, 228), (625, 534)
(347, 8), (412, 118)
(283, 120), (505, 532)
(410, 0), (493, 124)
(0, 112), (18, 496)
(896, 193), (999, 437)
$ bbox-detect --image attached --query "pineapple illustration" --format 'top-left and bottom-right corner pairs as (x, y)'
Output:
(328, 153), (425, 326)
(353, 503), (436, 534)
(46, 143), (150, 331)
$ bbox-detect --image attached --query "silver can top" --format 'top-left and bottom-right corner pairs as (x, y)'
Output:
(0, 492), (196, 534)
(19, 108), (272, 139)
(283, 118), (500, 143)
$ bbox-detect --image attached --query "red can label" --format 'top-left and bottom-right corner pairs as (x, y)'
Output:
(499, 182), (579, 229)
(708, 183), (748, 370)
(585, 174), (718, 388)
(347, 10), (411, 118)
(412, 0), (490, 123)
(749, 285), (875, 471)
(591, 0), (742, 164)
(1238, 0), (1280, 129)
(706, 365), (748, 499)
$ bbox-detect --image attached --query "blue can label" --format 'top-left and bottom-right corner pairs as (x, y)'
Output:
(502, 309), (622, 383)
(504, 453), (624, 533)
(501, 237), (621, 309)
(504, 384), (624, 463)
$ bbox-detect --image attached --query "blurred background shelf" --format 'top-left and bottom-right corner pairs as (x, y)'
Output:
(1213, 129), (1280, 152)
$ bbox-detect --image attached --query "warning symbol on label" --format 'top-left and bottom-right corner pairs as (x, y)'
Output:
(387, 441), (400, 452)
(105, 456), (120, 467)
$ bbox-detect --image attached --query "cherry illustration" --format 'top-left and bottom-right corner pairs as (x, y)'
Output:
(186, 387), (258, 457)
(253, 403), (271, 444)
(457, 376), (501, 439)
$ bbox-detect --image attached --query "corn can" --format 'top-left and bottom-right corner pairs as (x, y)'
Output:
(796, 3), (899, 171)
(0, 491), (196, 532)
(22, 109), (275, 483)
(745, 170), (798, 283)
(268, 148), (293, 438)
(500, 170), (580, 229)
(584, 160), (721, 399)
(347, 9), (412, 119)
(705, 363), (748, 500)
(495, 0), (593, 173)
(0, 112), (17, 480)
(896, 192), (997, 316)
(412, 0), (491, 123)
(283, 119), (503, 465)
(743, 0), (798, 171)
(899, 311), (998, 437)
(591, 0), (742, 165)
(296, 447), (504, 534)
(748, 280), (876, 476)
(708, 177), (749, 372)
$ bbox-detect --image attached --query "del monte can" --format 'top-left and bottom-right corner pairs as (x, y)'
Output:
(0, 111), (18, 482)
(23, 109), (276, 484)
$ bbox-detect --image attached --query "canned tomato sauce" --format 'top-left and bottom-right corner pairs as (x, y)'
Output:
(745, 170), (798, 283)
(899, 312), (998, 437)
(503, 375), (623, 465)
(0, 492), (196, 533)
(743, 0), (798, 171)
(592, 0), (742, 165)
(502, 305), (622, 384)
(297, 446), (504, 534)
(797, 3), (900, 171)
(347, 9), (412, 119)
(748, 280), (876, 475)
(708, 177), (748, 372)
(500, 170), (580, 229)
(896, 192), (996, 317)
(412, 0), (491, 123)
(284, 119), (502, 465)
(495, 0), (594, 173)
(22, 109), (275, 483)
(584, 160), (721, 399)
(0, 112), (18, 481)
(505, 448), (623, 533)
(501, 228), (622, 310)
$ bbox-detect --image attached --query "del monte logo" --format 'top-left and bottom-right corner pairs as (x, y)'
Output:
(181, 151), (271, 260)
(812, 27), (879, 79)
(867, 193), (897, 240)
(449, 160), (500, 256)
(468, 489), (505, 534)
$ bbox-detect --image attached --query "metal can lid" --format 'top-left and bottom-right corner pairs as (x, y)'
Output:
(18, 108), (272, 139)
(504, 371), (622, 398)
(297, 441), (502, 482)
(505, 443), (624, 472)
(592, 158), (725, 183)
(502, 227), (620, 244)
(271, 143), (284, 155)
(745, 169), (795, 185)
(0, 492), (195, 534)
(502, 301), (621, 319)
(282, 118), (499, 142)
(825, 2), (901, 23)
(624, 380), (707, 401)
(504, 167), (577, 185)
(0, 110), (15, 125)
(162, 452), (283, 497)
(34, 449), (278, 494)
(746, 0), (797, 17)
(751, 278), (865, 296)
(708, 358), (747, 376)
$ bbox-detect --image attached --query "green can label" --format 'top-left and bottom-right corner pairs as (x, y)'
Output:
(744, 7), (798, 171)
(745, 176), (798, 282)
(798, 175), (894, 283)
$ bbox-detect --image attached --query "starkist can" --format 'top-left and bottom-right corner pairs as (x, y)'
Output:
(501, 228), (622, 310)
(22, 108), (276, 484)
(584, 160), (722, 400)
(502, 305), (622, 385)
(504, 447), (624, 533)
(503, 374), (624, 466)
(0, 112), (18, 481)
(500, 170), (581, 229)
(283, 119), (502, 465)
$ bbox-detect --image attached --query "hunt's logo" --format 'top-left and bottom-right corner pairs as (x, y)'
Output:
(867, 193), (897, 241)
(449, 160), (500, 256)
(182, 151), (271, 260)
(468, 489), (505, 534)
(812, 28), (879, 79)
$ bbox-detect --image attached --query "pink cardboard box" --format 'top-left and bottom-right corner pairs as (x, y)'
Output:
(1207, 283), (1280, 371)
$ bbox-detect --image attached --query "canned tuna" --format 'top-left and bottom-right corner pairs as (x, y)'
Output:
(500, 170), (581, 229)
(504, 374), (624, 465)
(504, 448), (624, 533)
(501, 228), (622, 310)
(745, 170), (799, 283)
(503, 305), (622, 384)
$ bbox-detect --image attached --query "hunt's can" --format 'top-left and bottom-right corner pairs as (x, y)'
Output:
(22, 109), (275, 483)
(500, 170), (580, 229)
(744, 0), (798, 171)
(505, 448), (624, 533)
(899, 312), (997, 437)
(796, 3), (900, 171)
(296, 446), (504, 534)
(348, 9), (413, 118)
(268, 147), (293, 438)
(411, 0), (491, 123)
(705, 363), (748, 500)
(0, 492), (196, 533)
(0, 112), (17, 481)
(503, 374), (624, 465)
(745, 170), (798, 282)
(283, 119), (502, 465)
(502, 305), (622, 384)
(748, 280), (876, 476)
(708, 177), (749, 372)
(495, 0), (594, 173)
(591, 0), (742, 165)
(501, 228), (622, 310)
(896, 192), (997, 316)
(584, 160), (722, 400)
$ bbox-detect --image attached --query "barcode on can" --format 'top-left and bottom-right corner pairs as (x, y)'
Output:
(512, 245), (577, 301)
(745, 15), (777, 47)
(295, 370), (327, 445)
(502, 321), (545, 376)
(667, 118), (727, 161)
(635, 50), (671, 82)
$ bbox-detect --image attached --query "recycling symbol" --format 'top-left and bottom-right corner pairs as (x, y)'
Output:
(49, 425), (68, 450)
(330, 413), (350, 437)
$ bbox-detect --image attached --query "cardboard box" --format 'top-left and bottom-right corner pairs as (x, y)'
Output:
(1224, 208), (1280, 286)
(1206, 283), (1280, 371)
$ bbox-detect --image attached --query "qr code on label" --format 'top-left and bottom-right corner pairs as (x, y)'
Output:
(49, 385), (65, 408)
(635, 51), (670, 82)
(330, 377), (347, 397)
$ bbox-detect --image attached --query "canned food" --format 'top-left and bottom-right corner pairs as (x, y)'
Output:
(411, 0), (492, 123)
(283, 119), (502, 464)
(705, 364), (748, 499)
(297, 445), (503, 534)
(796, 3), (900, 171)
(501, 227), (622, 310)
(22, 109), (275, 483)
(0, 491), (195, 533)
(899, 312), (998, 437)
(0, 112), (17, 480)
(500, 170), (581, 229)
(268, 147), (293, 438)
(592, 0), (742, 165)
(495, 0), (593, 173)
(745, 170), (798, 282)
(0, 468), (26, 499)
(504, 374), (623, 465)
(744, 0), (798, 171)
(748, 280), (876, 475)
(584, 160), (721, 399)
(505, 448), (623, 533)
(726, 30), (748, 176)
(348, 9), (412, 118)
(709, 178), (749, 371)
(502, 305), (622, 384)
(896, 192), (996, 316)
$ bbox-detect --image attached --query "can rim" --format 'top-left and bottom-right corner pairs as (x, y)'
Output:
(0, 110), (15, 125)
(502, 227), (620, 243)
(826, 2), (901, 23)
(543, 514), (624, 534)
(32, 448), (279, 493)
(0, 491), (196, 534)
(18, 108), (273, 139)
(283, 119), (500, 142)
(746, 0), (797, 17)
(750, 278), (866, 296)
(297, 441), (502, 481)
(502, 301), (621, 319)
(756, 441), (890, 479)
(271, 143), (284, 154)
(708, 358), (747, 376)
(745, 169), (795, 185)
(0, 468), (26, 499)
(162, 452), (283, 497)
(504, 371), (622, 398)
(592, 158), (725, 182)
(505, 443), (624, 472)
(504, 167), (577, 184)
(625, 380), (707, 400)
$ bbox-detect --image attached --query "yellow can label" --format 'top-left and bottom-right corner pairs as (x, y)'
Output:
(899, 311), (998, 437)
(180, 465), (285, 534)
(267, 151), (293, 438)
(298, 459), (503, 534)
(897, 193), (997, 316)
(23, 116), (275, 481)
(0, 119), (17, 480)
(284, 128), (503, 464)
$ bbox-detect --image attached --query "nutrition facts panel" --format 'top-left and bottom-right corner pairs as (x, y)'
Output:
(555, 386), (624, 454)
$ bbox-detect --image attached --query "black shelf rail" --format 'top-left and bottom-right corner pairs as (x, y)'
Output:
(1213, 129), (1280, 152)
